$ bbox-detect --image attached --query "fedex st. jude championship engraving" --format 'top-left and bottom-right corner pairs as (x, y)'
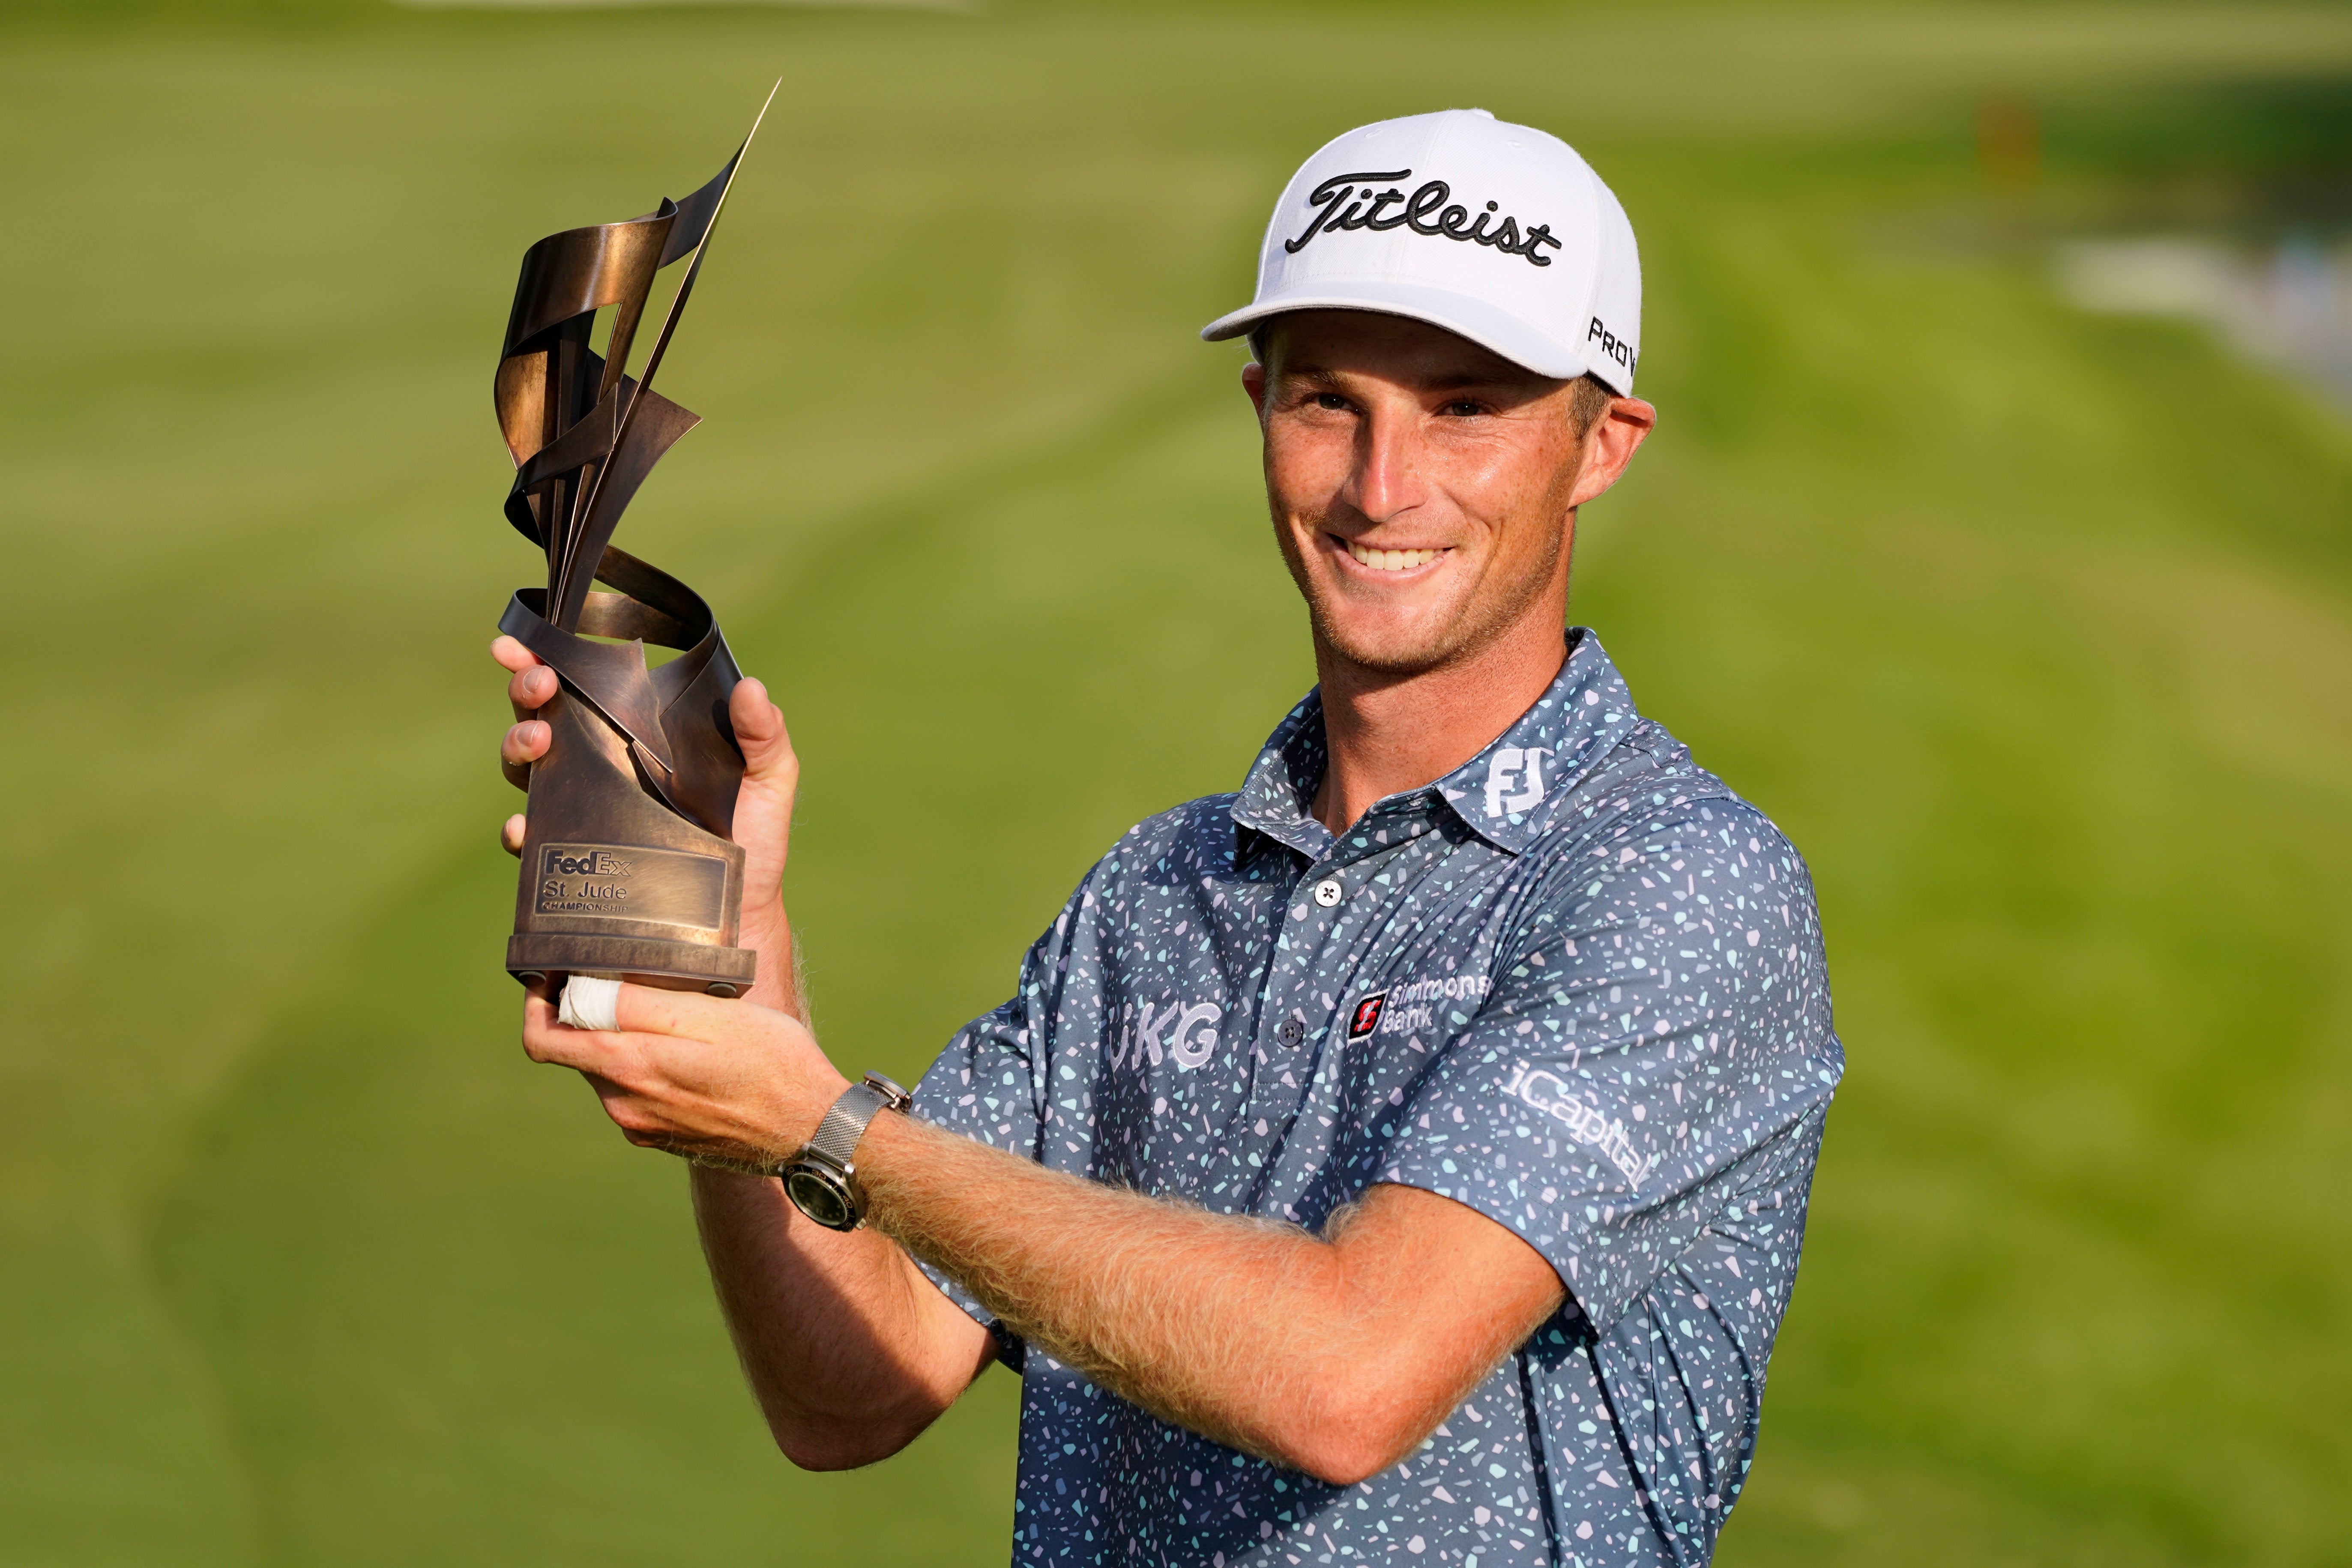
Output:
(534, 844), (728, 931)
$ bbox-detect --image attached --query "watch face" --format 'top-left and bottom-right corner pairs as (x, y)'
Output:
(786, 1165), (856, 1231)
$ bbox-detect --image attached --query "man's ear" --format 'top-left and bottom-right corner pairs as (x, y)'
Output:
(1242, 359), (1269, 416)
(1568, 396), (1657, 509)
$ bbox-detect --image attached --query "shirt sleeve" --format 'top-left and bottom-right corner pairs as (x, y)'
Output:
(1377, 796), (1843, 1332)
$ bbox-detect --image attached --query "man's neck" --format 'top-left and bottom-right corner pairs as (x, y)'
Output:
(1309, 611), (1572, 837)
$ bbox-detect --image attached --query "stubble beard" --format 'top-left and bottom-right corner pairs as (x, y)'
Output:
(1282, 516), (1566, 681)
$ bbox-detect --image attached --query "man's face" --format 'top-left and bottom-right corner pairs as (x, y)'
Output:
(1245, 311), (1617, 679)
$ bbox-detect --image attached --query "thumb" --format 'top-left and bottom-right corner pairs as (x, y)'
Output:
(731, 678), (796, 786)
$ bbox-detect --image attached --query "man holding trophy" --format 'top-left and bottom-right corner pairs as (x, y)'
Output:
(492, 109), (1842, 1567)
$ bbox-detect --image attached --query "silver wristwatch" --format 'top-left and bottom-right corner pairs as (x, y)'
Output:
(783, 1072), (912, 1231)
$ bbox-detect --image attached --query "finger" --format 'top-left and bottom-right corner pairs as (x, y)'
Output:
(503, 719), (550, 768)
(522, 993), (631, 1074)
(580, 1069), (734, 1158)
(583, 1071), (673, 1145)
(582, 1085), (754, 1164)
(730, 678), (797, 785)
(507, 662), (558, 722)
(491, 634), (544, 675)
(608, 979), (750, 1044)
(501, 813), (526, 857)
(500, 714), (547, 793)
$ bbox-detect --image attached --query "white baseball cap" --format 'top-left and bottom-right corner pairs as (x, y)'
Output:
(1201, 109), (1641, 394)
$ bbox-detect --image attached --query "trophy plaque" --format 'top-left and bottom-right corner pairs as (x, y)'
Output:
(494, 96), (772, 997)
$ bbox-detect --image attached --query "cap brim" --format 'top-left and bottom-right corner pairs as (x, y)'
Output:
(1200, 280), (1617, 389)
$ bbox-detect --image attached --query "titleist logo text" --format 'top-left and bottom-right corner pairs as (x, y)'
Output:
(1284, 168), (1564, 266)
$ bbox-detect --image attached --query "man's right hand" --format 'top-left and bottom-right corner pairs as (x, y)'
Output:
(490, 634), (802, 984)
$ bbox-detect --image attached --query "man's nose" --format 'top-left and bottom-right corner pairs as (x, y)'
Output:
(1342, 407), (1424, 524)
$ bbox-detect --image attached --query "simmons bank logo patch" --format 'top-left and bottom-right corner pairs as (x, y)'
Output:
(1348, 974), (1493, 1043)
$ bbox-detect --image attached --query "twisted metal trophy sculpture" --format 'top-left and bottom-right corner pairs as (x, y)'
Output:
(495, 96), (772, 998)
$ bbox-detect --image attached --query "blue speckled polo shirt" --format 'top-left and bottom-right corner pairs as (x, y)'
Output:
(913, 629), (1842, 1568)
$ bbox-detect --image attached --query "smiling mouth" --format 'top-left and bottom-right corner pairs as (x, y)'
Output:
(1341, 538), (1447, 572)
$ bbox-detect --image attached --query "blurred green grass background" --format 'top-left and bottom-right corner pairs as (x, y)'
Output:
(4, 1), (2349, 1562)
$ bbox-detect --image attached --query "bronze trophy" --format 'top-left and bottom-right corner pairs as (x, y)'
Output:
(494, 97), (772, 998)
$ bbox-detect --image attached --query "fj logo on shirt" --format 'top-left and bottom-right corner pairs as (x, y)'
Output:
(1500, 1061), (1656, 1186)
(1282, 168), (1566, 266)
(1484, 746), (1552, 817)
(1107, 997), (1222, 1071)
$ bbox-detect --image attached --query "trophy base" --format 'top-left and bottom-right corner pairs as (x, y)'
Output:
(508, 931), (757, 997)
(506, 680), (756, 1002)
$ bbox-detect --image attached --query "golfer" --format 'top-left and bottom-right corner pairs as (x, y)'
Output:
(493, 108), (1841, 1567)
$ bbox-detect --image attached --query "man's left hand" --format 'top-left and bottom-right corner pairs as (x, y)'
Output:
(522, 985), (849, 1170)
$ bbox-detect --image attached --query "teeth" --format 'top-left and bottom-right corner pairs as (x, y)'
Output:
(1347, 542), (1442, 572)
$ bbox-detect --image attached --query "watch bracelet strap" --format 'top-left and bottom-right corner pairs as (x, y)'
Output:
(804, 1083), (890, 1171)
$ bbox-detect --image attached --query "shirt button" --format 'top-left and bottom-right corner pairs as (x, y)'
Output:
(1312, 877), (1344, 908)
(1278, 1018), (1304, 1046)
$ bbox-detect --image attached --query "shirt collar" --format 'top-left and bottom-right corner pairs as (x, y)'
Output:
(1230, 691), (1338, 862)
(1230, 628), (1643, 859)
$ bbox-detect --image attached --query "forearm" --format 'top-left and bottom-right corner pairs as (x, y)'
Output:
(694, 904), (988, 1467)
(858, 1114), (1423, 1480)
(691, 1164), (989, 1468)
